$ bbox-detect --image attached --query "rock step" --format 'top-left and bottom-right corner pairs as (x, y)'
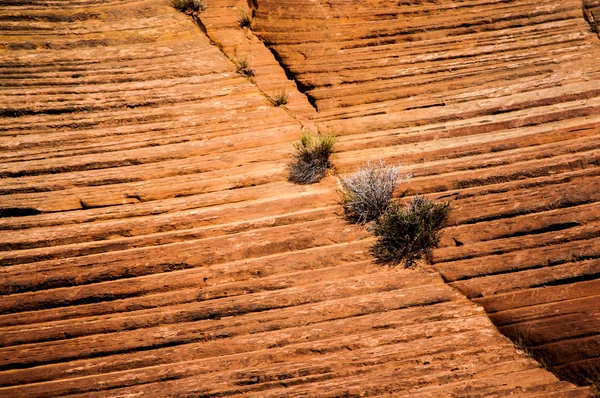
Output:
(0, 325), (541, 397)
(0, 299), (477, 388)
(0, 241), (372, 327)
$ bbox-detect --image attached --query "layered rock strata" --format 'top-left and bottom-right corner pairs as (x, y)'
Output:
(252, 0), (600, 386)
(0, 0), (596, 396)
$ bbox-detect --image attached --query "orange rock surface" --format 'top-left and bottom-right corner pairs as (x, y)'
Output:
(0, 0), (597, 396)
(252, 0), (600, 386)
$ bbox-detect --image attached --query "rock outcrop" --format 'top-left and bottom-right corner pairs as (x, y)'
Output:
(0, 0), (597, 396)
(252, 0), (600, 386)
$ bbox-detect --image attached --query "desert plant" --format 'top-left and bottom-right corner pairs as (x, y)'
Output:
(237, 9), (252, 28)
(339, 159), (410, 224)
(288, 132), (336, 184)
(171, 0), (206, 13)
(371, 196), (450, 267)
(270, 88), (289, 106)
(236, 56), (254, 77)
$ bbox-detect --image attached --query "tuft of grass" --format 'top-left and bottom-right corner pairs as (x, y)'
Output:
(171, 0), (206, 13)
(339, 159), (410, 224)
(270, 88), (289, 106)
(237, 9), (252, 28)
(371, 195), (450, 267)
(288, 132), (336, 184)
(236, 56), (254, 77)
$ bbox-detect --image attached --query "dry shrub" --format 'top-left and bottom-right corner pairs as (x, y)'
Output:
(288, 132), (335, 184)
(339, 159), (410, 224)
(171, 0), (205, 13)
(237, 9), (252, 28)
(371, 196), (450, 268)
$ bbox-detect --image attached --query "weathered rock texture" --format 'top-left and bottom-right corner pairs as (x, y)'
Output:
(252, 0), (600, 386)
(0, 0), (596, 397)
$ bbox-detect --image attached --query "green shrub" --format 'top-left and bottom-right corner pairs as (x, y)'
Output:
(236, 56), (254, 77)
(289, 132), (336, 184)
(339, 159), (410, 224)
(270, 88), (289, 106)
(371, 196), (450, 267)
(237, 9), (252, 28)
(171, 0), (205, 13)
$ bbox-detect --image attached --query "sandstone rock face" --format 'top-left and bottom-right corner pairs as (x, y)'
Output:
(252, 0), (600, 386)
(0, 0), (596, 397)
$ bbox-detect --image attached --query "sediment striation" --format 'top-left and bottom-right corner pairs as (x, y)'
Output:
(253, 0), (600, 385)
(0, 0), (597, 396)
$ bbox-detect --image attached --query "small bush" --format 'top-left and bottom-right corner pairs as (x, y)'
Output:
(289, 132), (336, 184)
(339, 159), (410, 224)
(371, 196), (450, 268)
(236, 56), (254, 77)
(270, 88), (288, 106)
(237, 9), (252, 28)
(171, 0), (206, 13)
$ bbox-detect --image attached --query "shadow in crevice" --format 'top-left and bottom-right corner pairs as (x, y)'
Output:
(583, 0), (600, 35)
(0, 207), (41, 218)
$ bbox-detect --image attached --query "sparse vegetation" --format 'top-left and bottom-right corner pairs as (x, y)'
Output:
(237, 9), (252, 28)
(171, 0), (206, 13)
(270, 88), (289, 106)
(339, 159), (410, 224)
(371, 196), (450, 267)
(339, 160), (449, 268)
(288, 132), (336, 184)
(236, 56), (254, 77)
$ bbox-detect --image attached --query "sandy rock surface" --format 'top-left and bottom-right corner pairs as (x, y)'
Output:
(0, 0), (597, 396)
(253, 0), (600, 387)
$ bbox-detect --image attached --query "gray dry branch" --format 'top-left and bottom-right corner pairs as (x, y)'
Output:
(339, 159), (410, 224)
